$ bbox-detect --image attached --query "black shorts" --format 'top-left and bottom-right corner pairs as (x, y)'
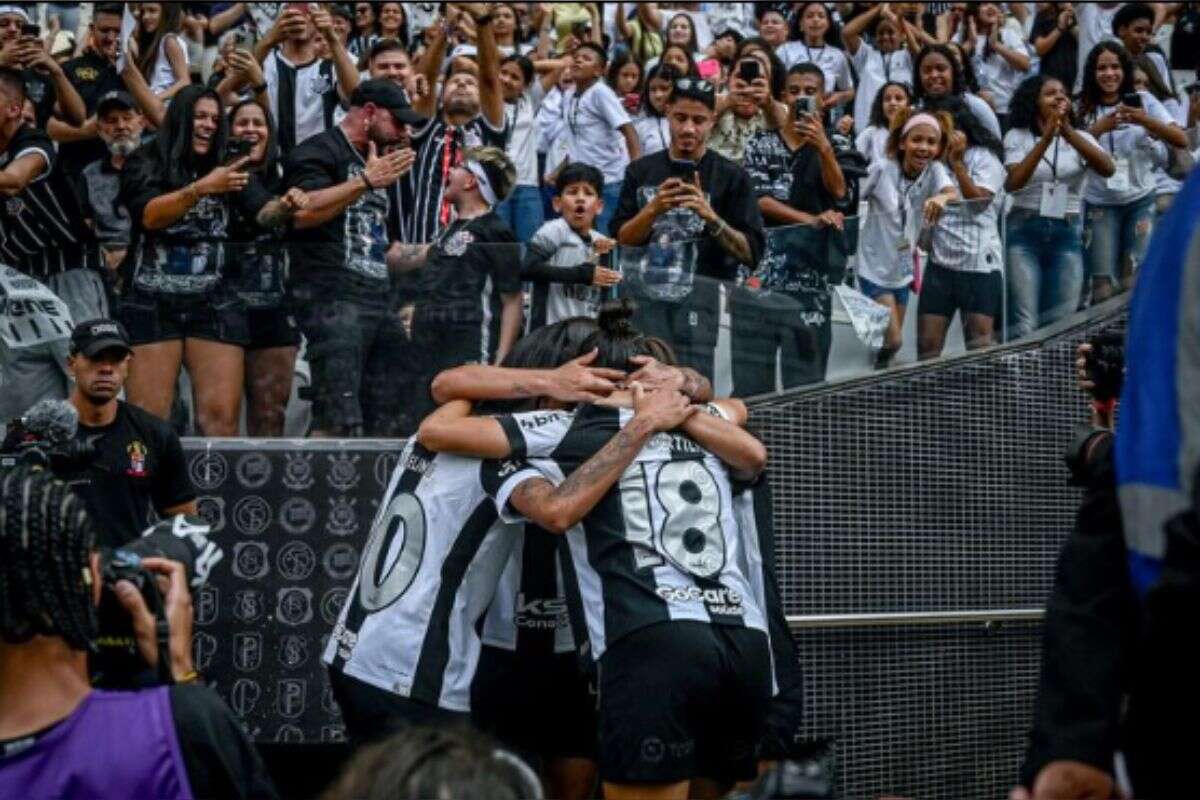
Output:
(918, 263), (1003, 320)
(119, 289), (249, 347)
(596, 621), (771, 785)
(245, 307), (301, 350)
(327, 667), (469, 747)
(759, 680), (806, 761)
(471, 646), (597, 764)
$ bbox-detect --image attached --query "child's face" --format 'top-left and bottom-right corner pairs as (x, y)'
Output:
(141, 3), (162, 32)
(899, 124), (943, 174)
(881, 85), (910, 122)
(499, 61), (527, 100)
(616, 62), (641, 95)
(648, 76), (672, 112)
(802, 4), (829, 41)
(554, 181), (603, 231)
(572, 48), (603, 83)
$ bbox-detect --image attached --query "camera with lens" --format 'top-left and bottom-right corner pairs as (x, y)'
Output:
(0, 401), (101, 474)
(92, 515), (224, 687)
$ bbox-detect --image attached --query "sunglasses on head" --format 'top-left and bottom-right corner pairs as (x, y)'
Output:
(674, 78), (714, 94)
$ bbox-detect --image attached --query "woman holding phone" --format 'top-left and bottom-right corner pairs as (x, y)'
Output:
(118, 86), (306, 436)
(1076, 41), (1187, 301)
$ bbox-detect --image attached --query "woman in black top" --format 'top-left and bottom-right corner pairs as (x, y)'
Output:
(228, 99), (302, 438)
(1031, 2), (1079, 91)
(119, 85), (306, 436)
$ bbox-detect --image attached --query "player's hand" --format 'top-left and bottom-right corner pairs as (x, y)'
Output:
(195, 156), (252, 195)
(631, 383), (696, 432)
(549, 349), (626, 402)
(591, 266), (622, 287)
(114, 557), (196, 682)
(1011, 760), (1113, 800)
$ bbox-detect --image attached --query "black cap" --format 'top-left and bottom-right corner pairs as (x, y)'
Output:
(96, 90), (136, 116)
(350, 78), (426, 126)
(70, 318), (132, 358)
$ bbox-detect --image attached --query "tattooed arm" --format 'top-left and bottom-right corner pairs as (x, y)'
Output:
(508, 387), (697, 533)
(428, 350), (625, 405)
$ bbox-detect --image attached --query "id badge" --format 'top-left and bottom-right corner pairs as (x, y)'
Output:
(1106, 157), (1131, 192)
(1039, 181), (1068, 219)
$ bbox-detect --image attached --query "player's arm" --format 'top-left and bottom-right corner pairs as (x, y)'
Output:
(627, 355), (712, 402)
(507, 386), (696, 533)
(681, 401), (767, 481)
(429, 349), (625, 405)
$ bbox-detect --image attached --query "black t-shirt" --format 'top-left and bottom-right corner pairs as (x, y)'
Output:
(1030, 14), (1078, 92)
(0, 685), (277, 800)
(1172, 5), (1200, 70)
(283, 126), (392, 285)
(414, 210), (520, 324)
(22, 68), (57, 128)
(0, 124), (97, 279)
(59, 51), (124, 178)
(58, 401), (195, 547)
(611, 149), (766, 281)
(120, 144), (273, 297)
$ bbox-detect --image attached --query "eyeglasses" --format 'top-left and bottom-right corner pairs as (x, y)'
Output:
(674, 78), (714, 94)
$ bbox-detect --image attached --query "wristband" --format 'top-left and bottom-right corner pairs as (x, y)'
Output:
(361, 172), (374, 191)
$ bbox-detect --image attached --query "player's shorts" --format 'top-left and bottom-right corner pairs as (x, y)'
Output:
(327, 667), (469, 747)
(471, 645), (597, 765)
(245, 307), (301, 350)
(120, 288), (249, 346)
(759, 680), (806, 761)
(596, 620), (772, 785)
(917, 263), (1003, 320)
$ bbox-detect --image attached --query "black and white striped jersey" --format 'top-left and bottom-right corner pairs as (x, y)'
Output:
(497, 405), (768, 659)
(407, 113), (507, 244)
(480, 525), (577, 656)
(0, 125), (95, 280)
(263, 51), (343, 153)
(323, 438), (540, 712)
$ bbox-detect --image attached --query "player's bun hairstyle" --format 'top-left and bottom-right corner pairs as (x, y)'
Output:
(322, 726), (542, 800)
(0, 465), (97, 651)
(581, 299), (655, 371)
(462, 145), (517, 203)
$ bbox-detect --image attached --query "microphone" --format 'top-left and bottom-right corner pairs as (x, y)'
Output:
(21, 400), (80, 445)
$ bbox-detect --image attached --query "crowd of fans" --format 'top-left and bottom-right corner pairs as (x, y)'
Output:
(0, 0), (1196, 438)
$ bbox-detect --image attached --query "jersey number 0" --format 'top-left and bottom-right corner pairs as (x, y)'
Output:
(357, 491), (427, 611)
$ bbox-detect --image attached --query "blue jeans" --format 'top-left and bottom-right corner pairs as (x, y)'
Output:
(1005, 208), (1084, 340)
(597, 181), (623, 236)
(1082, 194), (1156, 289)
(495, 184), (545, 242)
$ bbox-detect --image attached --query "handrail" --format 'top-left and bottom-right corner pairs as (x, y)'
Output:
(786, 608), (1045, 629)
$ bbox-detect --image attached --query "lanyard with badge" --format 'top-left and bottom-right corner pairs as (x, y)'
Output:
(1039, 136), (1069, 218)
(1103, 110), (1133, 192)
(896, 170), (919, 252)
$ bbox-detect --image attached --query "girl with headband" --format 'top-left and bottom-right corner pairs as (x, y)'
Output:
(855, 108), (958, 368)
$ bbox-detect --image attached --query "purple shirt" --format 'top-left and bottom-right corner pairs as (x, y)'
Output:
(0, 687), (193, 799)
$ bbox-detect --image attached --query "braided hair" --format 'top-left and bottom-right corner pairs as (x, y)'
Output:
(0, 465), (97, 651)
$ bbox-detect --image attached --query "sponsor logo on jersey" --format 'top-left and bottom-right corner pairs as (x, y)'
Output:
(654, 585), (744, 615)
(404, 450), (433, 476)
(517, 411), (567, 431)
(514, 594), (569, 630)
(125, 440), (148, 477)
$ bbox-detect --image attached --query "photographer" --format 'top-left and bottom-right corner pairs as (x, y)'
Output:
(58, 319), (196, 549)
(0, 465), (276, 799)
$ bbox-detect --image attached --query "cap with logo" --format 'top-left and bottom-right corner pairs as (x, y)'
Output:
(349, 79), (426, 126)
(96, 90), (137, 117)
(70, 319), (132, 357)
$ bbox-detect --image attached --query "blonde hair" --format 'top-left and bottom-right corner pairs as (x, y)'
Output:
(462, 145), (517, 203)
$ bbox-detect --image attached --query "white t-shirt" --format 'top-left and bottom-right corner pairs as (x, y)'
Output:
(1003, 127), (1103, 214)
(1075, 2), (1121, 92)
(776, 41), (854, 95)
(526, 217), (607, 324)
(931, 147), (1005, 273)
(505, 80), (547, 187)
(1082, 90), (1174, 205)
(968, 27), (1032, 113)
(858, 159), (955, 288)
(147, 32), (187, 95)
(849, 41), (912, 134)
(564, 81), (633, 184)
(634, 113), (671, 156)
(660, 9), (713, 50)
(855, 125), (889, 165)
(964, 92), (1004, 141)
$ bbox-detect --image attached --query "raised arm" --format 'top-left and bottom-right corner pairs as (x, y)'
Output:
(842, 4), (881, 56)
(413, 16), (448, 119)
(429, 350), (625, 405)
(680, 400), (767, 481)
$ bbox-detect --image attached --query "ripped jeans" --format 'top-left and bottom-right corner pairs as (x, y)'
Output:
(1082, 194), (1156, 294)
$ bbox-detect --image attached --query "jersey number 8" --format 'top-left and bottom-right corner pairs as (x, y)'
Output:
(622, 460), (727, 579)
(358, 491), (427, 611)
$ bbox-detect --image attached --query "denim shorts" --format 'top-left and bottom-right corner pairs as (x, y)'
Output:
(857, 275), (911, 307)
(119, 289), (249, 347)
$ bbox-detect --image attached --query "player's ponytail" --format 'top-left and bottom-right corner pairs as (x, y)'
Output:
(582, 299), (652, 370)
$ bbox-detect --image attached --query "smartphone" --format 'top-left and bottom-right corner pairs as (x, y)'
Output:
(285, 2), (310, 15)
(20, 23), (40, 39)
(1122, 92), (1143, 109)
(225, 137), (253, 165)
(669, 159), (697, 181)
(795, 96), (816, 117)
(736, 59), (760, 83)
(231, 29), (254, 50)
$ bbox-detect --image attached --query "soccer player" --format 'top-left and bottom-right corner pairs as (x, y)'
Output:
(418, 300), (772, 800)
